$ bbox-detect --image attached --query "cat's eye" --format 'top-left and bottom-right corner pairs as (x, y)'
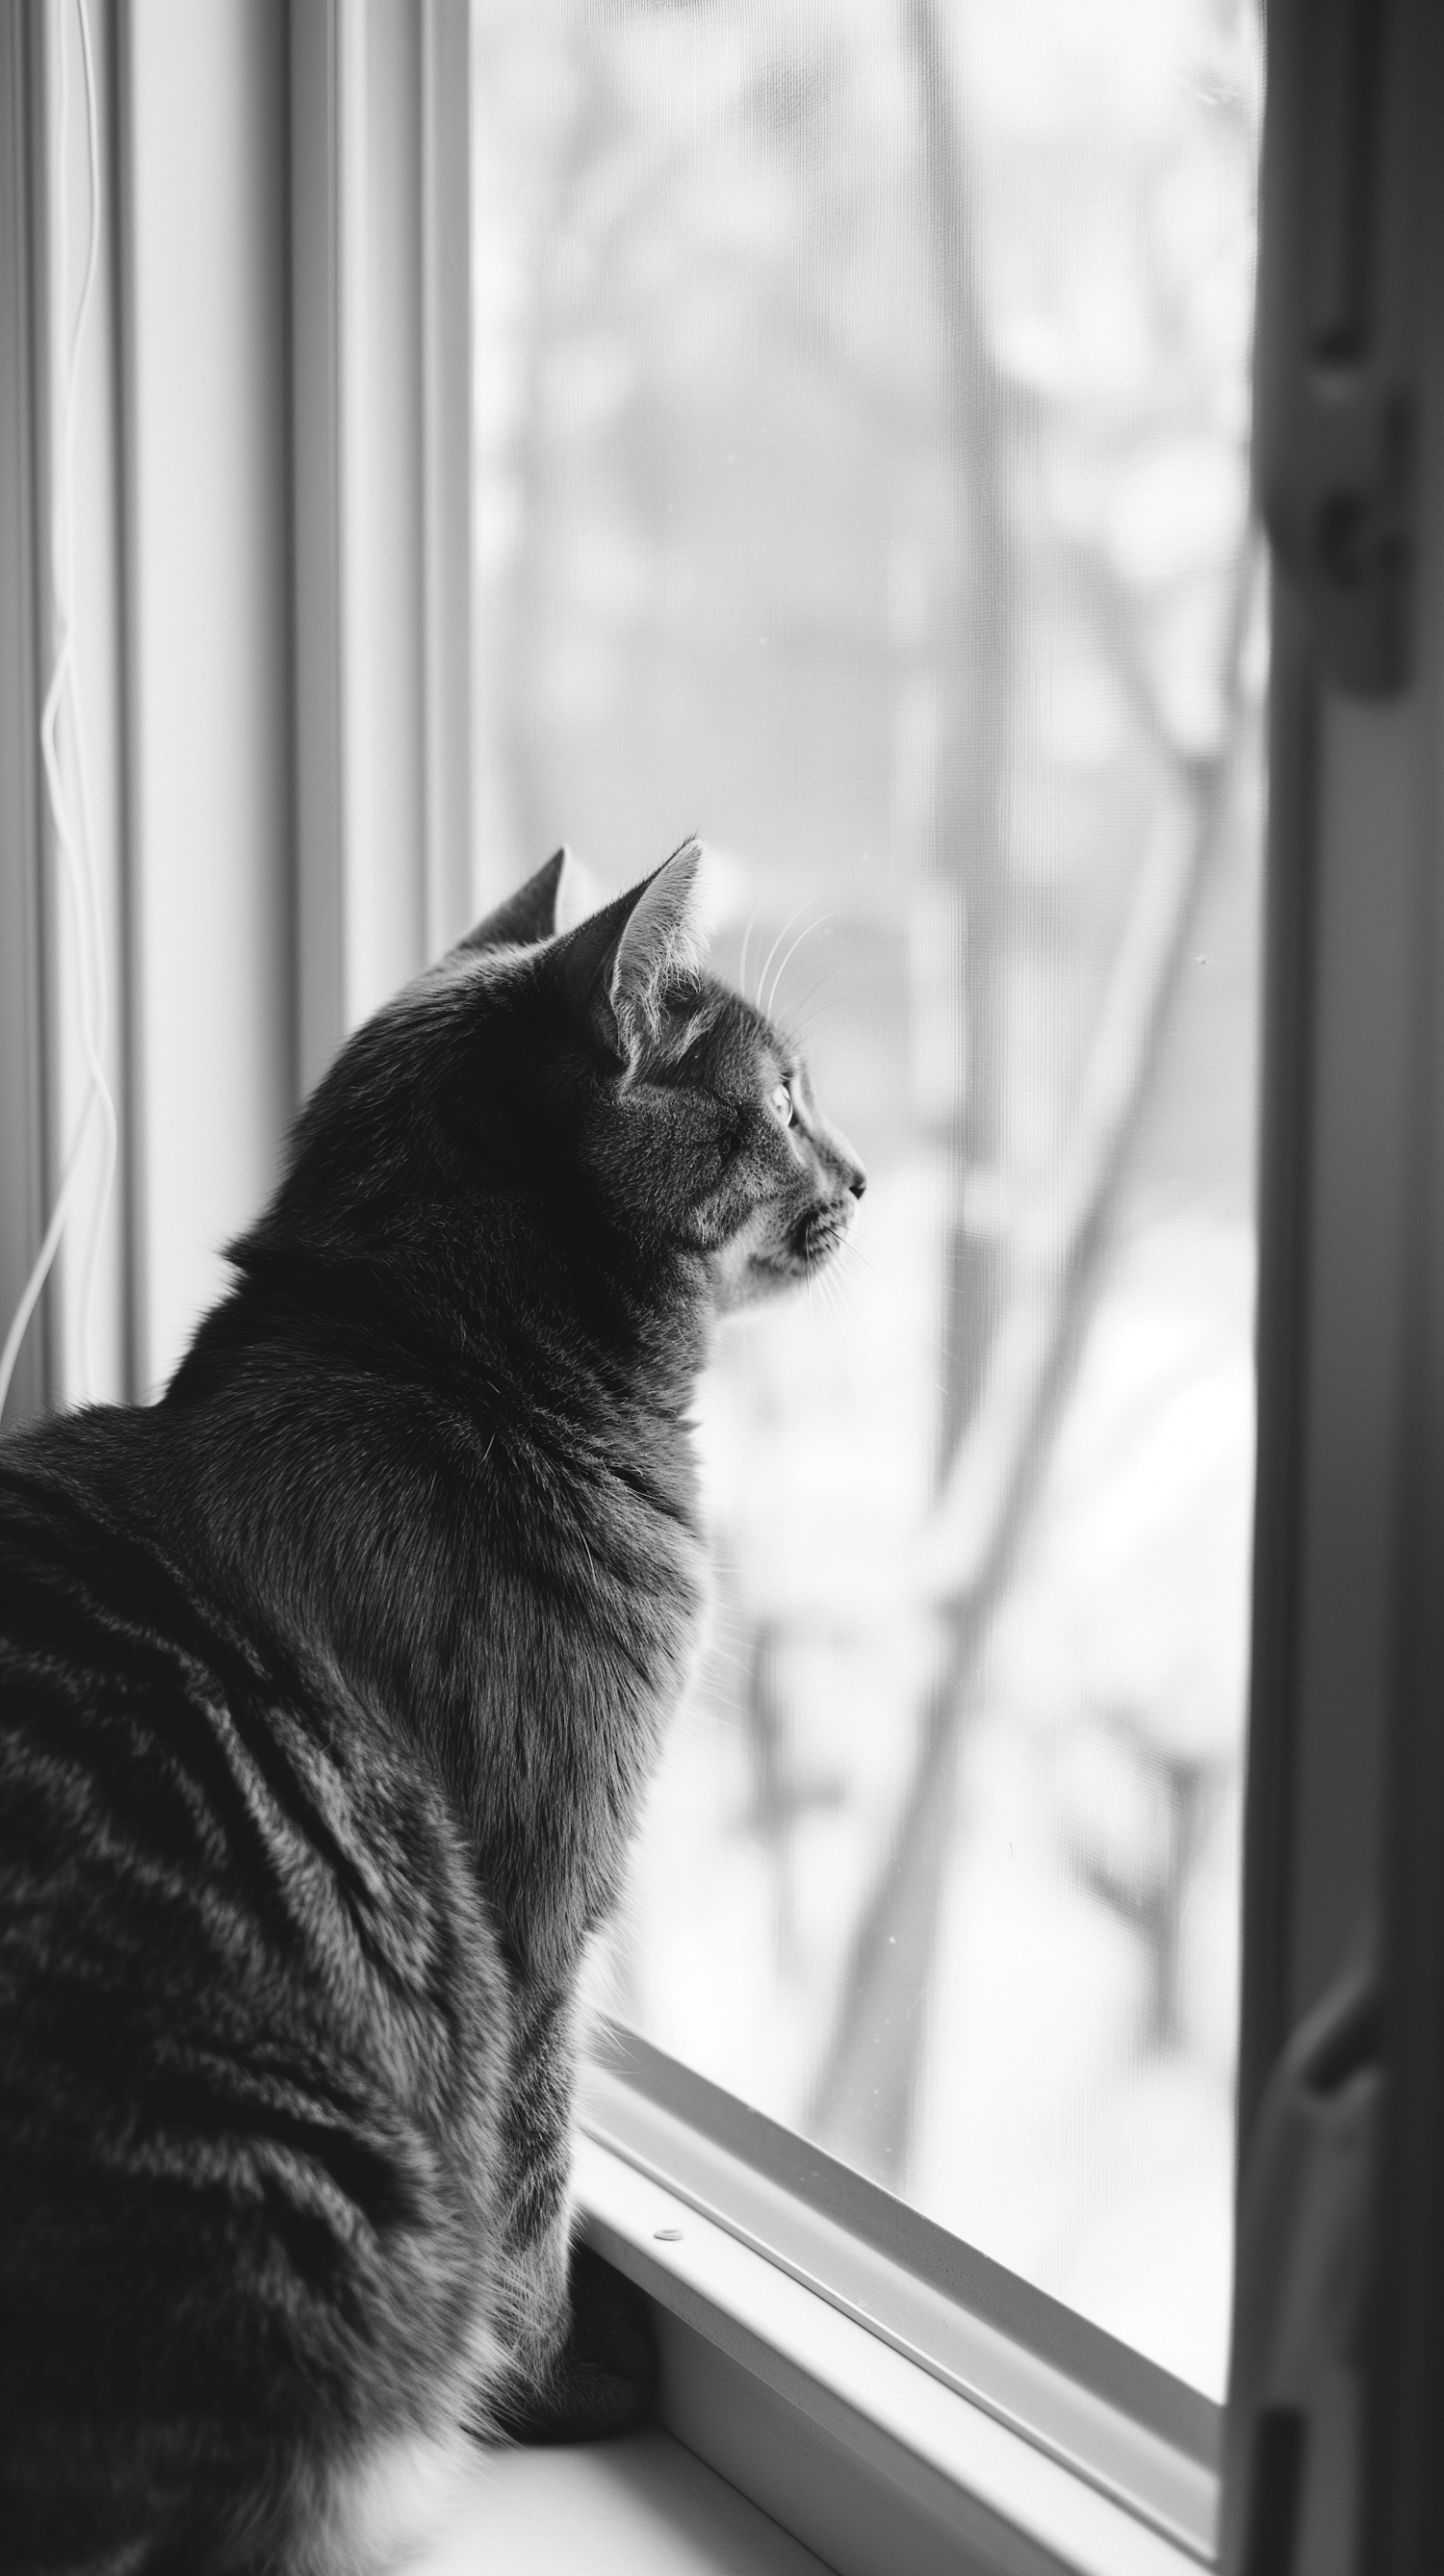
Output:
(767, 1081), (793, 1128)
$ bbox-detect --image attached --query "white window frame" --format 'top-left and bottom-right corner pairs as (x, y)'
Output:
(0, 0), (51, 1432)
(3, 3), (1442, 2568)
(290, 0), (477, 1099)
(576, 2036), (1216, 2576)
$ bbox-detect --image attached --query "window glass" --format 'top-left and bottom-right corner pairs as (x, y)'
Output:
(473, 0), (1264, 2397)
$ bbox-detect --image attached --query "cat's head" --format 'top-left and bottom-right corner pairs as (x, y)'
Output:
(464, 841), (866, 1312)
(267, 841), (864, 1323)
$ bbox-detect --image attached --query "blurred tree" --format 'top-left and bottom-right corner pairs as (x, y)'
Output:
(804, 0), (1262, 2193)
(809, 528), (1261, 2183)
(474, 0), (1265, 2290)
(805, 0), (1017, 2187)
(1057, 1707), (1231, 2056)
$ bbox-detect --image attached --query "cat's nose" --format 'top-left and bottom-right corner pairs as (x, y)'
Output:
(848, 1165), (866, 1200)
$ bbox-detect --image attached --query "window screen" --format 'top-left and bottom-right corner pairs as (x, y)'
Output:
(473, 0), (1263, 2398)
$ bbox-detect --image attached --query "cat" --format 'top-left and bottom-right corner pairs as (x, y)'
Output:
(0, 840), (864, 2576)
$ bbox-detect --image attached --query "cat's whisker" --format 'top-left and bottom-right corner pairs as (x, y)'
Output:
(838, 1235), (883, 1283)
(823, 1259), (876, 1361)
(705, 1659), (757, 1700)
(764, 912), (836, 1024)
(700, 1598), (758, 1645)
(754, 903), (811, 1018)
(667, 1697), (732, 1752)
(700, 1594), (756, 1635)
(805, 1246), (838, 1397)
(803, 1254), (848, 1381)
(700, 1652), (757, 1695)
(813, 1302), (848, 1398)
(735, 900), (762, 1008)
(710, 1621), (770, 1663)
(698, 1664), (755, 1703)
(780, 974), (839, 1037)
(778, 1011), (842, 1058)
(698, 1595), (744, 1637)
(817, 1265), (864, 1379)
(833, 1242), (885, 1327)
(834, 1236), (961, 1369)
(826, 1246), (953, 1399)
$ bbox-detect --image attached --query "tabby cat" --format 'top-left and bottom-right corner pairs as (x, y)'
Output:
(0, 842), (864, 2576)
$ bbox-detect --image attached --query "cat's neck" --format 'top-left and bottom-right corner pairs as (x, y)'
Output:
(151, 1198), (710, 1965)
(164, 1187), (706, 1734)
(186, 1188), (709, 1402)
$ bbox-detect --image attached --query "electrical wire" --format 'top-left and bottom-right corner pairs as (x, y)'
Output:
(0, 0), (116, 1423)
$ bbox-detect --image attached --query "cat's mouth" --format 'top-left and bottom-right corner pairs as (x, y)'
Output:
(712, 1192), (858, 1311)
(783, 1195), (855, 1275)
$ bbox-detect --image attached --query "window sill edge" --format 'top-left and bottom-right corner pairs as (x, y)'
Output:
(575, 2130), (1216, 2576)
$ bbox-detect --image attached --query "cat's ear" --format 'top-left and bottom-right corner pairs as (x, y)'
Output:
(552, 839), (706, 1064)
(553, 845), (607, 934)
(610, 840), (706, 1044)
(456, 849), (570, 954)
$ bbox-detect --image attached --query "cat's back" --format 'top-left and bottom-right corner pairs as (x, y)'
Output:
(0, 1412), (509, 2564)
(0, 1404), (472, 2012)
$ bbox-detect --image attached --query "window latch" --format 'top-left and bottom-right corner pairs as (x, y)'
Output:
(1253, 0), (1417, 696)
(1221, 1956), (1379, 2576)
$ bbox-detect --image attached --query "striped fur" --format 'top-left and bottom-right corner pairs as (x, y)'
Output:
(0, 849), (864, 2572)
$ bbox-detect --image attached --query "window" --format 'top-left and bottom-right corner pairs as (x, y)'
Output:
(471, 0), (1261, 2406)
(5, 0), (1442, 2566)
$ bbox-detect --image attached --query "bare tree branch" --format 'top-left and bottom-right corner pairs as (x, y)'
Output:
(903, 0), (1019, 1479)
(808, 525), (1263, 2177)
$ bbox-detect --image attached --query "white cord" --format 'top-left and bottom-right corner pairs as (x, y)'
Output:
(0, 0), (116, 1423)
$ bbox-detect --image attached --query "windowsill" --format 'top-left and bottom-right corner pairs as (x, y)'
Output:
(576, 2087), (1219, 2576)
(425, 2427), (830, 2575)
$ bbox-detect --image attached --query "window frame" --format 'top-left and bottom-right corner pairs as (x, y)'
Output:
(0, 0), (50, 1431)
(5, 3), (1442, 2568)
(577, 2028), (1218, 2576)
